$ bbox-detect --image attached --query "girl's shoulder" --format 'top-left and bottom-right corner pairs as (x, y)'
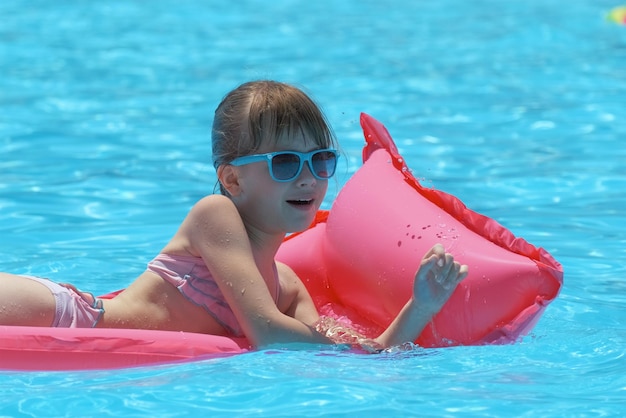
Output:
(275, 260), (297, 280)
(181, 195), (247, 246)
(275, 261), (305, 296)
(274, 260), (319, 324)
(164, 195), (244, 256)
(192, 193), (235, 211)
(187, 194), (241, 224)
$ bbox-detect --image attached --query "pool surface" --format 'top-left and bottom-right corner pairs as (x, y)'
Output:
(1, 0), (625, 416)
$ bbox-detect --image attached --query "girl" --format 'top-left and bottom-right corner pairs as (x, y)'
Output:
(0, 81), (468, 349)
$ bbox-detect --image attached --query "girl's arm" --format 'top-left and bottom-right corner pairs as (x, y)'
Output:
(184, 195), (331, 348)
(275, 245), (467, 351)
(374, 244), (468, 348)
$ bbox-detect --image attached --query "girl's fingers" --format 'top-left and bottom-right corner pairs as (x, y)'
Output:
(419, 244), (469, 290)
(441, 260), (468, 289)
(448, 263), (469, 287)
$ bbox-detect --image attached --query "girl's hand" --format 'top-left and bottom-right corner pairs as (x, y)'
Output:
(412, 244), (468, 316)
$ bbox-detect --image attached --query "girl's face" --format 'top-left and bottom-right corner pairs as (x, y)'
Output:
(231, 130), (329, 237)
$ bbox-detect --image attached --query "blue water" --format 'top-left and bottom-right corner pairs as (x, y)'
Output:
(1, 0), (625, 416)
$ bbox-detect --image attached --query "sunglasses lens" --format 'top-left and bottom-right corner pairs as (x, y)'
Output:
(271, 153), (301, 180)
(311, 151), (337, 179)
(269, 150), (337, 181)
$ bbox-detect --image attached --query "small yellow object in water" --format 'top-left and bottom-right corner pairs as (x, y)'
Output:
(608, 6), (626, 24)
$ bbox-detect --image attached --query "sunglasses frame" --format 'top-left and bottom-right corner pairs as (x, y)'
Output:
(230, 148), (338, 182)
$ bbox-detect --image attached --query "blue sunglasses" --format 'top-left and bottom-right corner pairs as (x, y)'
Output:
(230, 149), (338, 182)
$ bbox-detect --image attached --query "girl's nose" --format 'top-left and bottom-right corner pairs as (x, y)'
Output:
(296, 161), (317, 186)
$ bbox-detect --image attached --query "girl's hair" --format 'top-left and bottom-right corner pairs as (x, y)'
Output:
(212, 80), (337, 194)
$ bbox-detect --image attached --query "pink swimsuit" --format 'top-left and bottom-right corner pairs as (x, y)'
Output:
(21, 275), (104, 328)
(146, 253), (280, 337)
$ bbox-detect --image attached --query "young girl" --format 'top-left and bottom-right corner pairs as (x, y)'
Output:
(0, 80), (468, 350)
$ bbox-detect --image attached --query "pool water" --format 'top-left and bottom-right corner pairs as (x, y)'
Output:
(1, 0), (625, 416)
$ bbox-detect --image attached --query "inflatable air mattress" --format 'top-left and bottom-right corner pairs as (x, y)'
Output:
(0, 114), (563, 371)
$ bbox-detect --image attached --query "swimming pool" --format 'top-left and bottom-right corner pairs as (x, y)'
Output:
(1, 0), (625, 416)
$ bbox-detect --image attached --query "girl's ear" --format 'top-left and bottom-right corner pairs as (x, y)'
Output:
(217, 164), (241, 196)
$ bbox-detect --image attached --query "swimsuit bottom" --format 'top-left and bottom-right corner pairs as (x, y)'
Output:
(21, 275), (104, 328)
